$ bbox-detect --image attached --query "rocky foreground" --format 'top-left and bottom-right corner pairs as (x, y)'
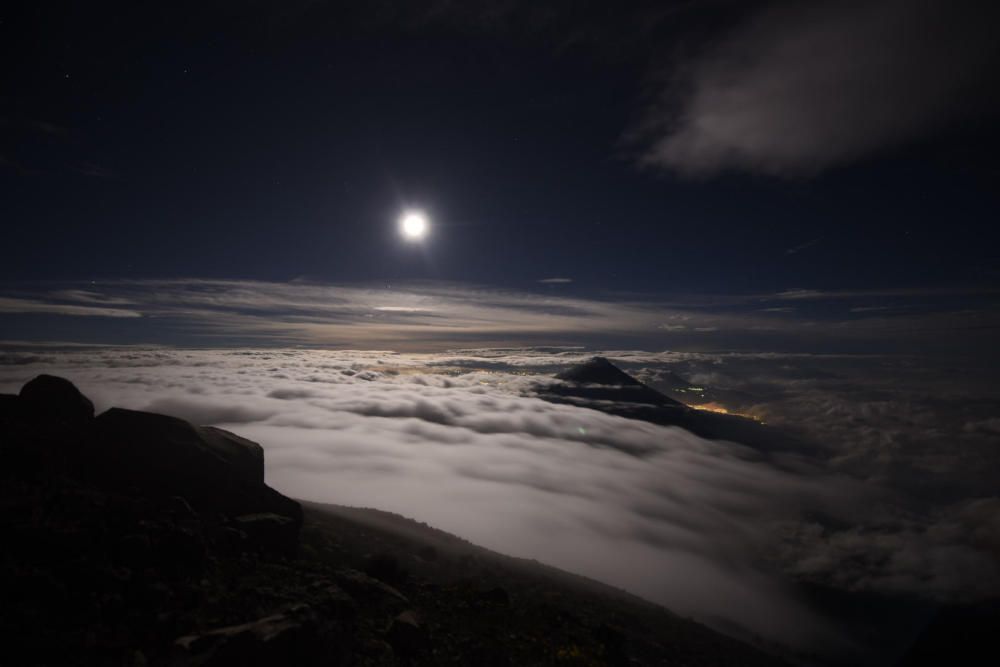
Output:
(1, 374), (786, 666)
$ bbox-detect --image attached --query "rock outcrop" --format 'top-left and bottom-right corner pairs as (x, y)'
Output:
(19, 373), (95, 424)
(88, 407), (301, 525)
(0, 376), (306, 664)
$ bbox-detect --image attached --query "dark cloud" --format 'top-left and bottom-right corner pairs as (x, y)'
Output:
(778, 497), (1000, 603)
(630, 353), (1000, 502)
(633, 0), (1000, 175)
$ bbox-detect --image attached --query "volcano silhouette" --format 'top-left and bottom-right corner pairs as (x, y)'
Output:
(553, 357), (687, 408)
(541, 357), (795, 453)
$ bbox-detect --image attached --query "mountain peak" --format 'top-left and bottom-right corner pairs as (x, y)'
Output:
(555, 357), (644, 386)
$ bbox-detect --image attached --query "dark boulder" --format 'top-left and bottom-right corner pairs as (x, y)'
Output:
(3, 379), (93, 477)
(87, 408), (300, 525)
(19, 374), (95, 424)
(333, 568), (409, 605)
(387, 610), (428, 659)
(364, 551), (408, 587)
(234, 513), (298, 558)
(94, 408), (263, 484)
(0, 393), (21, 423)
(154, 523), (208, 577)
(175, 604), (324, 666)
(166, 495), (199, 521)
(476, 586), (510, 606)
(115, 532), (153, 568)
(318, 583), (359, 624)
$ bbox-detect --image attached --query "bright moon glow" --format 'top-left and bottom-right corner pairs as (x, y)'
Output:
(399, 211), (429, 240)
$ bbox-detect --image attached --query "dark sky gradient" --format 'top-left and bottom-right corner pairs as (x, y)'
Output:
(4, 8), (1000, 659)
(4, 1), (1000, 301)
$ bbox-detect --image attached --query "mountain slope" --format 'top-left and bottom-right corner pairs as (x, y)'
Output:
(299, 501), (786, 665)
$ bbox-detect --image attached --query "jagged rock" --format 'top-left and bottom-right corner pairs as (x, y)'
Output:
(116, 533), (153, 568)
(174, 604), (324, 666)
(94, 407), (263, 484)
(333, 568), (409, 604)
(387, 610), (428, 658)
(364, 551), (408, 586)
(19, 374), (95, 423)
(0, 393), (21, 422)
(153, 523), (207, 577)
(167, 496), (198, 520)
(234, 513), (298, 558)
(476, 586), (510, 606)
(596, 624), (629, 667)
(317, 583), (359, 623)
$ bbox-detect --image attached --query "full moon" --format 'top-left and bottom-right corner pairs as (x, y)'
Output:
(399, 210), (429, 240)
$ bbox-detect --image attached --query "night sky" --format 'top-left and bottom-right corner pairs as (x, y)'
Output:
(4, 4), (1000, 662)
(4, 1), (1000, 299)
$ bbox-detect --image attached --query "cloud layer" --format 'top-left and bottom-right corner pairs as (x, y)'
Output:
(2, 346), (998, 660)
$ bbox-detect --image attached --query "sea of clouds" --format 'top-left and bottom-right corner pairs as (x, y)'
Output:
(2, 346), (997, 660)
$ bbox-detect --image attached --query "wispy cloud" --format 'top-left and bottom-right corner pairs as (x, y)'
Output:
(1, 279), (998, 354)
(538, 277), (573, 284)
(772, 289), (827, 301)
(67, 161), (116, 179)
(0, 296), (141, 318)
(768, 286), (1000, 301)
(0, 280), (720, 349)
(785, 238), (823, 255)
